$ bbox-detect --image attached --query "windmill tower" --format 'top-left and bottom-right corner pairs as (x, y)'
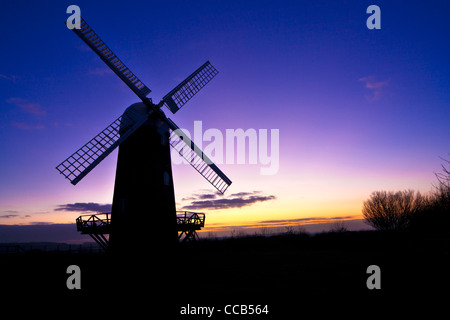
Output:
(56, 18), (232, 254)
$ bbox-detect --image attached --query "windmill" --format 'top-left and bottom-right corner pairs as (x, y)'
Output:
(56, 18), (232, 253)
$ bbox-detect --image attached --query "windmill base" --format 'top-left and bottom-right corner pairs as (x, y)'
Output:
(76, 211), (205, 250)
(178, 230), (199, 242)
(177, 211), (205, 242)
(110, 106), (177, 255)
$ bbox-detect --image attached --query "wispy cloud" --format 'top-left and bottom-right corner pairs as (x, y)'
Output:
(28, 222), (54, 225)
(258, 215), (358, 227)
(6, 97), (46, 115)
(182, 190), (276, 210)
(204, 216), (360, 230)
(201, 216), (371, 236)
(0, 214), (19, 219)
(229, 191), (260, 197)
(359, 76), (389, 102)
(0, 210), (31, 219)
(182, 192), (220, 201)
(55, 202), (112, 213)
(12, 122), (45, 130)
(2, 210), (19, 214)
(0, 73), (19, 83)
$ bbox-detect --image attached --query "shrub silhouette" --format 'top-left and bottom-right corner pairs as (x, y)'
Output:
(363, 158), (450, 236)
(362, 189), (428, 232)
(409, 158), (450, 236)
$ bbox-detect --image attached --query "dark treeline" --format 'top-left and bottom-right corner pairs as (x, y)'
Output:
(362, 158), (450, 237)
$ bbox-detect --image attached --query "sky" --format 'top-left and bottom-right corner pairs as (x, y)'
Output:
(0, 0), (449, 242)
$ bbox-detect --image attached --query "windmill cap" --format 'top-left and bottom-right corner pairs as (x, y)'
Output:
(120, 102), (148, 131)
(123, 102), (147, 115)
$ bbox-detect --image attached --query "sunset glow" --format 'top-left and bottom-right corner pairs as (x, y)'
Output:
(0, 0), (449, 242)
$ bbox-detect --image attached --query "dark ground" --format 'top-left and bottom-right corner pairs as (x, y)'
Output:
(1, 231), (449, 317)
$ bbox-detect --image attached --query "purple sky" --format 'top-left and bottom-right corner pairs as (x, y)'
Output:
(0, 0), (449, 242)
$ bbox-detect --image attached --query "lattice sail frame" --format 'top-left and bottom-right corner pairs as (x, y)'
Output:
(60, 18), (231, 192)
(167, 118), (232, 194)
(72, 18), (151, 100)
(56, 108), (150, 185)
(162, 61), (218, 114)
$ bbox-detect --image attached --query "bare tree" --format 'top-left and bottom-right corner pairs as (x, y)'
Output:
(362, 190), (428, 231)
(410, 158), (450, 235)
(329, 221), (348, 233)
(397, 158), (450, 236)
(434, 157), (450, 206)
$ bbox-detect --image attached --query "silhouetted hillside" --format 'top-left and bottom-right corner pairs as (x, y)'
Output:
(1, 230), (448, 316)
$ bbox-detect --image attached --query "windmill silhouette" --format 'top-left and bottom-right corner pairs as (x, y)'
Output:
(57, 18), (232, 253)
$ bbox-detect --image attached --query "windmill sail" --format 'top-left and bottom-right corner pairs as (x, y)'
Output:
(167, 118), (232, 194)
(56, 108), (150, 185)
(162, 61), (218, 114)
(71, 18), (151, 101)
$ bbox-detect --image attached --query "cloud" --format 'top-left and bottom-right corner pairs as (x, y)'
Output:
(0, 211), (31, 219)
(182, 191), (276, 210)
(359, 76), (389, 102)
(195, 194), (218, 200)
(205, 216), (361, 231)
(12, 122), (45, 130)
(258, 215), (357, 227)
(6, 97), (46, 115)
(229, 191), (261, 197)
(201, 217), (372, 236)
(55, 202), (112, 213)
(28, 221), (54, 225)
(0, 73), (19, 82)
(2, 210), (19, 214)
(182, 193), (219, 201)
(0, 214), (19, 219)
